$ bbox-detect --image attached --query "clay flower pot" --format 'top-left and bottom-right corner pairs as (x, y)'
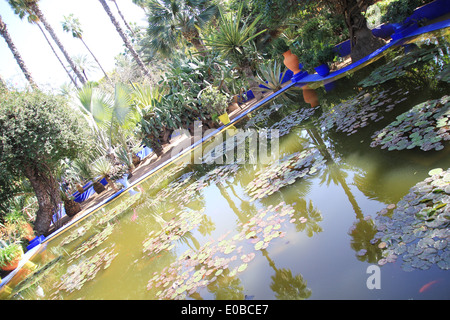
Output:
(1, 246), (23, 271)
(282, 50), (302, 74)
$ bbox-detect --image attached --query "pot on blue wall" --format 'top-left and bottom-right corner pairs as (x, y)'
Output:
(333, 39), (351, 57)
(372, 23), (396, 40)
(314, 64), (330, 77)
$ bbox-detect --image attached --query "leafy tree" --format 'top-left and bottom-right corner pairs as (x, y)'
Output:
(0, 89), (92, 236)
(0, 14), (37, 89)
(309, 0), (386, 62)
(142, 0), (219, 58)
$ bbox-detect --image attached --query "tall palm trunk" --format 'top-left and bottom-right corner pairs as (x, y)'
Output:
(98, 0), (151, 78)
(79, 37), (111, 81)
(182, 28), (207, 56)
(0, 15), (38, 89)
(36, 23), (79, 88)
(29, 2), (87, 85)
(110, 0), (135, 36)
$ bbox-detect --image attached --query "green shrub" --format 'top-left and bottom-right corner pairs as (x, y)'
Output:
(381, 0), (434, 24)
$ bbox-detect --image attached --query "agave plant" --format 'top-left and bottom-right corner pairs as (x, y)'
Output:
(253, 60), (288, 93)
(203, 3), (266, 92)
(91, 157), (119, 192)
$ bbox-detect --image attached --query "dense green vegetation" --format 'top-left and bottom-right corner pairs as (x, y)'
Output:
(0, 0), (437, 251)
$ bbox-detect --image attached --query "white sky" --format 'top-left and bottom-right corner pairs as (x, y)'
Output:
(0, 0), (147, 91)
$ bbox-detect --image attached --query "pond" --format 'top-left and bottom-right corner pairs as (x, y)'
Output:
(2, 28), (450, 300)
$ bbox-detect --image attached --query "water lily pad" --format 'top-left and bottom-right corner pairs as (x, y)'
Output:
(371, 96), (450, 152)
(371, 167), (450, 272)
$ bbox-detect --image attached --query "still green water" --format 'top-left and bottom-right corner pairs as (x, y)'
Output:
(3, 29), (450, 300)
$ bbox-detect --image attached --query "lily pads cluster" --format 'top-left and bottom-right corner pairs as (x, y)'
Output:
(370, 95), (450, 151)
(198, 164), (240, 186)
(437, 63), (450, 83)
(97, 191), (141, 225)
(142, 208), (204, 255)
(52, 245), (118, 295)
(269, 106), (319, 137)
(60, 220), (94, 247)
(358, 45), (440, 87)
(245, 148), (326, 202)
(318, 88), (408, 136)
(146, 201), (298, 299)
(244, 103), (285, 129)
(68, 223), (115, 263)
(202, 130), (261, 164)
(371, 168), (450, 271)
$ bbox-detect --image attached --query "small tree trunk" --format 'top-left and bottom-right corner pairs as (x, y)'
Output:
(343, 2), (385, 63)
(24, 165), (61, 236)
(93, 180), (106, 194)
(105, 176), (119, 192)
(80, 37), (111, 81)
(148, 134), (163, 157)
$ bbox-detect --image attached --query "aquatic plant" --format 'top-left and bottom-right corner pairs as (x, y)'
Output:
(318, 87), (409, 136)
(142, 208), (204, 256)
(269, 106), (320, 137)
(245, 148), (326, 202)
(437, 63), (450, 83)
(370, 95), (450, 151)
(53, 244), (118, 294)
(60, 220), (94, 247)
(68, 223), (115, 263)
(244, 103), (285, 129)
(358, 45), (440, 87)
(371, 168), (450, 271)
(146, 201), (299, 299)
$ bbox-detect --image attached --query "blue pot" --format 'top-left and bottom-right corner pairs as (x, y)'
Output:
(333, 39), (351, 57)
(372, 23), (396, 39)
(314, 64), (330, 77)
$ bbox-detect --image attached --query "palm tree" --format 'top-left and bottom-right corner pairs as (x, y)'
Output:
(71, 54), (99, 82)
(143, 0), (219, 57)
(132, 0), (149, 11)
(0, 14), (38, 89)
(7, 1), (79, 88)
(98, 0), (151, 78)
(62, 14), (111, 82)
(7, 0), (86, 85)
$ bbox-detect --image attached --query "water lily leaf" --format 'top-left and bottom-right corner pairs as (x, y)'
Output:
(254, 241), (265, 250)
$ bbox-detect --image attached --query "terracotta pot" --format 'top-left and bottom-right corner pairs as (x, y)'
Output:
(22, 223), (35, 242)
(1, 247), (23, 271)
(76, 184), (84, 193)
(282, 50), (301, 74)
(227, 102), (240, 113)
